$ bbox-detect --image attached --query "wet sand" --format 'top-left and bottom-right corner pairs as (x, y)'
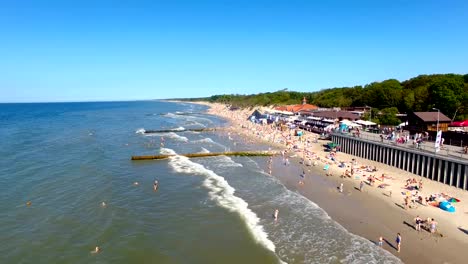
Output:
(198, 101), (468, 264)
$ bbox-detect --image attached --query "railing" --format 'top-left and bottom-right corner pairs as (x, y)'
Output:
(332, 131), (468, 159)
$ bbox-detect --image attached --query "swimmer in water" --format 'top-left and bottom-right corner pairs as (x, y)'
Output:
(134, 181), (139, 186)
(101, 202), (106, 207)
(91, 246), (100, 254)
(153, 180), (159, 191)
(26, 201), (32, 206)
(274, 209), (279, 221)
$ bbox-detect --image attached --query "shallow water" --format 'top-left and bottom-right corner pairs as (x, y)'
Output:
(0, 101), (401, 263)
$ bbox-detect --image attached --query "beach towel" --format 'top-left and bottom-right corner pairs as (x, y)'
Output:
(324, 164), (330, 170)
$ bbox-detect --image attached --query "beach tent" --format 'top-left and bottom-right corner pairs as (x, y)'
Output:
(340, 119), (353, 125)
(439, 201), (456, 213)
(324, 124), (336, 132)
(340, 119), (361, 128)
(248, 109), (263, 120)
(354, 120), (377, 126)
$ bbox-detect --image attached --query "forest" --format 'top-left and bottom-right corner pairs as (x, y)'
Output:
(182, 74), (468, 124)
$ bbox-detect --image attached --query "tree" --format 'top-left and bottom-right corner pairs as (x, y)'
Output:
(402, 90), (415, 112)
(379, 107), (401, 125)
(428, 75), (465, 118)
(189, 73), (468, 119)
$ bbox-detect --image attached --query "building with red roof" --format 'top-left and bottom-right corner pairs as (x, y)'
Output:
(274, 97), (318, 113)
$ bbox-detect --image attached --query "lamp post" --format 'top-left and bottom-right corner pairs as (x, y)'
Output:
(433, 108), (440, 153)
(432, 108), (440, 133)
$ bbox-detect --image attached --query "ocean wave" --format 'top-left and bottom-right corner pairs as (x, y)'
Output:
(163, 113), (178, 118)
(164, 112), (213, 125)
(184, 120), (207, 128)
(192, 138), (215, 144)
(266, 188), (401, 264)
(135, 128), (146, 134)
(146, 132), (188, 142)
(160, 148), (177, 155)
(199, 147), (210, 153)
(166, 149), (279, 258)
(166, 132), (188, 142)
(210, 156), (243, 168)
(191, 138), (228, 149)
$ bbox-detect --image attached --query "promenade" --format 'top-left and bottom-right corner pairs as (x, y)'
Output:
(338, 131), (468, 160)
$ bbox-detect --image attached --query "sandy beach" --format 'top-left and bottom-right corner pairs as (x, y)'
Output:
(197, 101), (468, 264)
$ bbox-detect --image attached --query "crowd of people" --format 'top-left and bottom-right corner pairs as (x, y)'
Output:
(205, 104), (468, 257)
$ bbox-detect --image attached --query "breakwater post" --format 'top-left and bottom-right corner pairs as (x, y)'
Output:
(331, 133), (468, 191)
(131, 151), (278, 160)
(144, 128), (219, 134)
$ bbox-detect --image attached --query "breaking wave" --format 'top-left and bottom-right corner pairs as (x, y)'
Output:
(166, 148), (281, 261)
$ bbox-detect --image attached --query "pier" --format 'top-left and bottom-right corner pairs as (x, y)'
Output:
(331, 133), (468, 190)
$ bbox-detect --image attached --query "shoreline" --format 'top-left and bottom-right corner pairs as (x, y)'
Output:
(195, 101), (468, 264)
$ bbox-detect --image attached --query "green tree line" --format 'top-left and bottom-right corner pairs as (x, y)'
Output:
(181, 74), (468, 124)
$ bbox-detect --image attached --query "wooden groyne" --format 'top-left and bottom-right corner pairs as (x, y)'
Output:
(144, 128), (218, 134)
(131, 151), (277, 160)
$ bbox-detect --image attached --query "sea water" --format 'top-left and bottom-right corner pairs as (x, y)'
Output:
(0, 101), (401, 263)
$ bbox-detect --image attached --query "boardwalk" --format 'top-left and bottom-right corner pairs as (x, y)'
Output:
(333, 131), (468, 160)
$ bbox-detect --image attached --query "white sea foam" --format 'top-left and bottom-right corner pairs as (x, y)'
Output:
(164, 112), (213, 125)
(143, 131), (188, 142)
(212, 156), (243, 168)
(191, 138), (227, 149)
(199, 147), (210, 153)
(188, 121), (207, 128)
(167, 132), (188, 142)
(148, 132), (188, 142)
(135, 128), (146, 134)
(163, 113), (178, 118)
(265, 187), (401, 264)
(160, 148), (177, 155)
(167, 149), (278, 255)
(172, 126), (185, 131)
(192, 138), (215, 144)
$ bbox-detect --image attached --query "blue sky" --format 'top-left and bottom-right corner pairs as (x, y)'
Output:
(0, 0), (467, 102)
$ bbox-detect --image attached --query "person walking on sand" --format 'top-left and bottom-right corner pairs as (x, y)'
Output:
(274, 209), (279, 221)
(414, 215), (422, 231)
(339, 183), (343, 193)
(430, 218), (438, 233)
(378, 236), (383, 247)
(396, 233), (401, 252)
(359, 181), (364, 192)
